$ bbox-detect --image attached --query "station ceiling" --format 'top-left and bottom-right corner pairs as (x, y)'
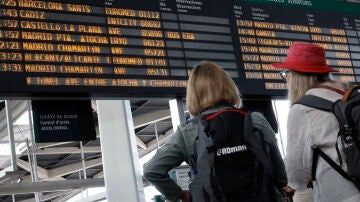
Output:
(0, 99), (187, 202)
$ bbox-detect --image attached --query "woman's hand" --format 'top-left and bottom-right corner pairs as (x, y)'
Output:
(283, 185), (295, 198)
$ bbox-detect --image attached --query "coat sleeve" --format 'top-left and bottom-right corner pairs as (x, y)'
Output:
(143, 126), (187, 202)
(251, 112), (288, 190)
(285, 105), (313, 191)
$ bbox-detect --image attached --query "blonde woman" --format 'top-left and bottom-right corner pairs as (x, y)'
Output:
(144, 61), (287, 202)
(272, 42), (360, 202)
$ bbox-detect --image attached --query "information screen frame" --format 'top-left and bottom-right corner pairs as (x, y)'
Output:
(0, 0), (359, 98)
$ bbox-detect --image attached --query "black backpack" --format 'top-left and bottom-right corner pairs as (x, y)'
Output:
(295, 85), (360, 190)
(194, 109), (274, 202)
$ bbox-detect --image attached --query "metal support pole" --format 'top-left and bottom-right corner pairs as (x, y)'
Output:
(154, 122), (160, 148)
(272, 100), (286, 157)
(5, 100), (17, 171)
(25, 139), (40, 202)
(27, 100), (41, 202)
(5, 100), (17, 202)
(80, 142), (87, 179)
(80, 141), (88, 198)
(25, 139), (34, 181)
(97, 100), (145, 202)
(169, 98), (186, 131)
(79, 171), (85, 201)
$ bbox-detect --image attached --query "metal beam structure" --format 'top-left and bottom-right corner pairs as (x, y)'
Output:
(0, 100), (28, 139)
(35, 146), (102, 155)
(0, 170), (26, 184)
(72, 192), (106, 202)
(136, 136), (147, 149)
(19, 157), (102, 183)
(93, 171), (104, 178)
(133, 109), (171, 129)
(17, 159), (62, 181)
(52, 190), (82, 202)
(139, 128), (173, 158)
(19, 191), (73, 202)
(0, 179), (104, 195)
(49, 158), (102, 179)
(0, 99), (175, 201)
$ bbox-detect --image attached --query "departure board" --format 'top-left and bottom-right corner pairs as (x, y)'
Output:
(0, 0), (359, 98)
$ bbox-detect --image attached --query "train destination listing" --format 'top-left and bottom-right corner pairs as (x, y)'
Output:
(0, 0), (359, 97)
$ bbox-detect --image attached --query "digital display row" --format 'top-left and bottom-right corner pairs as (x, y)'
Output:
(0, 0), (359, 98)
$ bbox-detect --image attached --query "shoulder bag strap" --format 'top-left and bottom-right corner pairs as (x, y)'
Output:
(295, 95), (333, 112)
(312, 148), (353, 182)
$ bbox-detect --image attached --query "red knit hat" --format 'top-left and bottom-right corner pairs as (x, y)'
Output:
(271, 42), (338, 73)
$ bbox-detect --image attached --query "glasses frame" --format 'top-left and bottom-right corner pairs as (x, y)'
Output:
(279, 70), (290, 80)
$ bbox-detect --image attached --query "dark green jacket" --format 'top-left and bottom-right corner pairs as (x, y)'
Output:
(143, 106), (287, 201)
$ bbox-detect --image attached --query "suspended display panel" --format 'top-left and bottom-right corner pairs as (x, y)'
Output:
(0, 0), (359, 98)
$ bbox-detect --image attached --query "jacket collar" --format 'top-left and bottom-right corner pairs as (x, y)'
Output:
(200, 105), (233, 116)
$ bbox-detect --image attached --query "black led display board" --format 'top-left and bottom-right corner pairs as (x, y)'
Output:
(0, 0), (359, 98)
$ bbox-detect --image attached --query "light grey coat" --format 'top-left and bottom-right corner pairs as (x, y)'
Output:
(286, 82), (360, 202)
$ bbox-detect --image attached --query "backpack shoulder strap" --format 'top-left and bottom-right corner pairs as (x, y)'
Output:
(296, 95), (343, 131)
(244, 113), (271, 170)
(245, 113), (277, 201)
(295, 95), (334, 112)
(312, 148), (353, 182)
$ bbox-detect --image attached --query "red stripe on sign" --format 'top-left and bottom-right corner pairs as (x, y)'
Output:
(206, 109), (247, 121)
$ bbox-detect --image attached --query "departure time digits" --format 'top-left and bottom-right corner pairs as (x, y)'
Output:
(0, 0), (358, 93)
(235, 5), (357, 90)
(0, 1), (176, 81)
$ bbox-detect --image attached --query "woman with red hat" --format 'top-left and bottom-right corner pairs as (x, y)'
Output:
(272, 42), (360, 202)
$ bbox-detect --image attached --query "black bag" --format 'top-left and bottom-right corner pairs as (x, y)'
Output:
(195, 109), (274, 202)
(296, 85), (360, 190)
